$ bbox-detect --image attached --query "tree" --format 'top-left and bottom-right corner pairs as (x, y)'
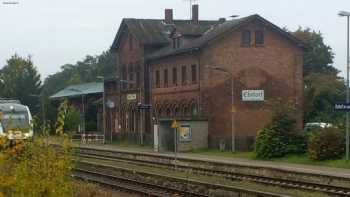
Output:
(0, 54), (42, 114)
(304, 73), (345, 125)
(291, 28), (345, 124)
(42, 50), (116, 129)
(42, 50), (116, 97)
(292, 27), (338, 76)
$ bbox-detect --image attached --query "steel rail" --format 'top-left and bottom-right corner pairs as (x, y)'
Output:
(73, 147), (350, 196)
(73, 160), (291, 197)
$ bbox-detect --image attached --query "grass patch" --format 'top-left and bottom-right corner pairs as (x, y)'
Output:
(108, 139), (153, 149)
(271, 154), (350, 169)
(191, 148), (255, 158)
(74, 181), (138, 197)
(191, 148), (350, 169)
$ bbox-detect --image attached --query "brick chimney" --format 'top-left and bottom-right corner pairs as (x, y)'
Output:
(192, 4), (199, 24)
(165, 9), (173, 24)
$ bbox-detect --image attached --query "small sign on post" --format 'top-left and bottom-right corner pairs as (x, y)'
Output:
(171, 119), (179, 129)
(171, 119), (179, 170)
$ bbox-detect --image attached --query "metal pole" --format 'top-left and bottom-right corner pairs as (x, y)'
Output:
(103, 84), (106, 144)
(41, 96), (46, 126)
(110, 110), (113, 143)
(82, 95), (85, 136)
(231, 76), (235, 152)
(346, 15), (350, 161)
(174, 127), (177, 170)
(140, 87), (143, 145)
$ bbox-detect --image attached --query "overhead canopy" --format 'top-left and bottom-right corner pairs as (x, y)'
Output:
(50, 82), (103, 99)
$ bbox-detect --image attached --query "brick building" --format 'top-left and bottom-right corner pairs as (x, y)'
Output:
(109, 5), (304, 150)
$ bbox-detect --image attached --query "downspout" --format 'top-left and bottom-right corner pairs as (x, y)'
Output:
(196, 48), (202, 116)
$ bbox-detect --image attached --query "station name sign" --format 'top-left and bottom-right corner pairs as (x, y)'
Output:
(127, 94), (137, 101)
(334, 103), (350, 111)
(242, 90), (264, 101)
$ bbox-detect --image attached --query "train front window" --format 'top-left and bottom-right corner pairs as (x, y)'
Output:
(1, 113), (29, 130)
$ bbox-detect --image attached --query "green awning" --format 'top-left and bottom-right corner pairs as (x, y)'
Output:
(50, 82), (103, 99)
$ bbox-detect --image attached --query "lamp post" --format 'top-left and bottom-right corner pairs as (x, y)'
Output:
(339, 11), (350, 161)
(205, 65), (236, 152)
(97, 76), (106, 144)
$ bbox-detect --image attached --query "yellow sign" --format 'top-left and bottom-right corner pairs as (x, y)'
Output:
(0, 112), (3, 119)
(231, 105), (236, 113)
(171, 120), (179, 129)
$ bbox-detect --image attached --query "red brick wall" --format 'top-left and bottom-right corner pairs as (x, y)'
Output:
(199, 21), (303, 150)
(150, 54), (201, 118)
(149, 20), (303, 150)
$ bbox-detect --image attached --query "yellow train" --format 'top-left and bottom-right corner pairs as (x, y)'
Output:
(0, 99), (33, 140)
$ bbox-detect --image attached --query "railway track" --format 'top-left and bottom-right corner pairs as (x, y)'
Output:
(73, 160), (291, 197)
(73, 167), (207, 197)
(73, 147), (350, 196)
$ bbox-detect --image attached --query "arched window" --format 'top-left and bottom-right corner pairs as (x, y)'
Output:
(174, 107), (180, 117)
(183, 106), (189, 117)
(158, 108), (162, 118)
(191, 102), (198, 116)
(166, 108), (171, 117)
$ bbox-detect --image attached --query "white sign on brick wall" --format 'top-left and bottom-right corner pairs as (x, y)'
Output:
(127, 94), (137, 101)
(242, 90), (264, 101)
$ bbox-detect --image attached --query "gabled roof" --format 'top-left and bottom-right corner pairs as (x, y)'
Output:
(50, 82), (103, 99)
(146, 14), (304, 61)
(111, 18), (220, 50)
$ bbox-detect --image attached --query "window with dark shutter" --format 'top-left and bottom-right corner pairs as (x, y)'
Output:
(129, 35), (133, 51)
(164, 69), (168, 87)
(155, 70), (160, 88)
(129, 73), (133, 89)
(136, 71), (140, 88)
(255, 30), (264, 46)
(181, 66), (187, 85)
(128, 65), (133, 89)
(241, 30), (251, 47)
(173, 67), (177, 85)
(191, 65), (197, 83)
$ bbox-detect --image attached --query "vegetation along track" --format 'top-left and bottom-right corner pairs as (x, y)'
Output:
(73, 160), (291, 197)
(73, 146), (350, 196)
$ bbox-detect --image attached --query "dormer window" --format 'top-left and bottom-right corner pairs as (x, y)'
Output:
(255, 30), (264, 46)
(129, 35), (133, 51)
(172, 36), (181, 49)
(241, 30), (251, 47)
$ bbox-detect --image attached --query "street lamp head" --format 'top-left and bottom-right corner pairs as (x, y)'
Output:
(339, 11), (350, 17)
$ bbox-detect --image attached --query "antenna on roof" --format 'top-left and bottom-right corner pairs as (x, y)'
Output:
(183, 0), (198, 19)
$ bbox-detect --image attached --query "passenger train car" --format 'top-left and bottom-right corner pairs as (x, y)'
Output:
(0, 99), (33, 140)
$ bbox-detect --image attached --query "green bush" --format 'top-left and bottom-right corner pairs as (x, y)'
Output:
(64, 106), (81, 133)
(286, 132), (307, 154)
(255, 101), (307, 159)
(308, 128), (345, 160)
(255, 128), (287, 159)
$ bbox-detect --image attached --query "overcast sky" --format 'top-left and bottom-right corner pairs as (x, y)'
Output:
(0, 0), (349, 79)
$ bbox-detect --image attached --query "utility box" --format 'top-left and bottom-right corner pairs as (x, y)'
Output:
(156, 118), (208, 152)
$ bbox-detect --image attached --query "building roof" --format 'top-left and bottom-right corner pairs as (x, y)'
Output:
(111, 19), (220, 49)
(146, 14), (304, 60)
(50, 82), (103, 99)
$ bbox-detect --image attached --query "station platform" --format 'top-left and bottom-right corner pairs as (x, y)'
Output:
(73, 143), (350, 179)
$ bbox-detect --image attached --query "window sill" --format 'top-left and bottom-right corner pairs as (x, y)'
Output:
(255, 44), (265, 47)
(240, 44), (251, 48)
